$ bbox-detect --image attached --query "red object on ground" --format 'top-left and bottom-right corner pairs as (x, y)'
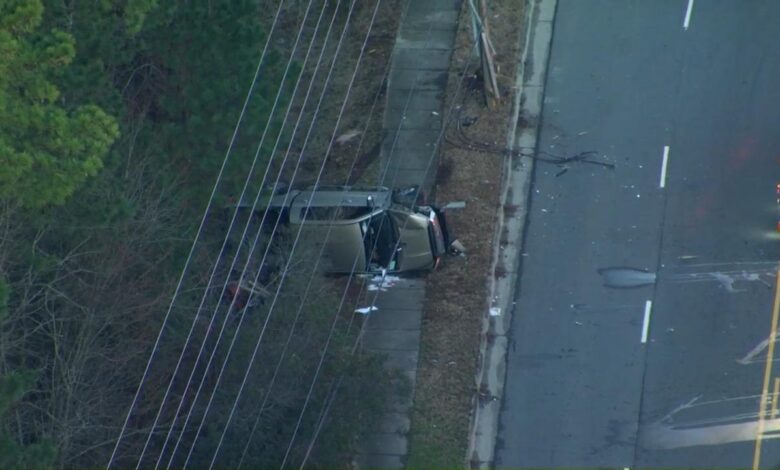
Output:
(227, 282), (247, 310)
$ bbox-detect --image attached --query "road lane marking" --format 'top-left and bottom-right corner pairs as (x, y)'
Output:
(683, 0), (695, 30)
(641, 300), (652, 343)
(753, 269), (780, 470)
(772, 378), (780, 419)
(738, 330), (779, 365)
(659, 145), (670, 188)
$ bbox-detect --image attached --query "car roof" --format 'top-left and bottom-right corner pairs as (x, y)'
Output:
(234, 185), (393, 221)
(292, 186), (392, 209)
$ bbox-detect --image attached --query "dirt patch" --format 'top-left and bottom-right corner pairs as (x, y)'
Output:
(346, 140), (382, 185)
(316, 7), (397, 186)
(406, 1), (527, 467)
(276, 0), (400, 188)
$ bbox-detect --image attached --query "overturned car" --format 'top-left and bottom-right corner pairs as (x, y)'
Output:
(231, 184), (453, 275)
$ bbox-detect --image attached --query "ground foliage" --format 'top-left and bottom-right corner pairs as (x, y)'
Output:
(406, 0), (526, 466)
(0, 0), (397, 467)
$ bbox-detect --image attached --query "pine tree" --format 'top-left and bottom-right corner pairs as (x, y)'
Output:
(0, 0), (119, 208)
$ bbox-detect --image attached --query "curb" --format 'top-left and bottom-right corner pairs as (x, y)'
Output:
(466, 0), (558, 467)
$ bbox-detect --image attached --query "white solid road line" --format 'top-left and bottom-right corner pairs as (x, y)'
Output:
(660, 145), (670, 188)
(684, 0), (695, 30)
(641, 300), (653, 343)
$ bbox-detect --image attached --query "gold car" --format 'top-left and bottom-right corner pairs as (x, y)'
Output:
(240, 185), (450, 274)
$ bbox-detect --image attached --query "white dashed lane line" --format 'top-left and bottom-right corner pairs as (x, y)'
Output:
(660, 145), (670, 188)
(641, 300), (653, 344)
(684, 0), (695, 30)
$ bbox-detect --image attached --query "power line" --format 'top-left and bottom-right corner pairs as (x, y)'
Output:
(107, 2), (286, 467)
(299, 376), (341, 468)
(130, 0), (325, 467)
(150, 2), (338, 468)
(284, 25), (480, 470)
(240, 0), (441, 463)
(234, 8), (395, 466)
(175, 1), (390, 464)
(159, 0), (368, 465)
(176, 1), (382, 466)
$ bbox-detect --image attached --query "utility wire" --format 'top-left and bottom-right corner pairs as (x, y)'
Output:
(136, 0), (321, 466)
(234, 5), (395, 466)
(299, 376), (341, 468)
(276, 9), (443, 470)
(285, 24), (480, 470)
(161, 0), (374, 466)
(176, 1), (380, 466)
(172, 0), (345, 461)
(135, 1), (325, 467)
(187, 1), (390, 464)
(107, 2), (285, 467)
(152, 1), (337, 468)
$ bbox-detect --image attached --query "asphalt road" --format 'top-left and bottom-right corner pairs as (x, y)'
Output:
(496, 1), (780, 468)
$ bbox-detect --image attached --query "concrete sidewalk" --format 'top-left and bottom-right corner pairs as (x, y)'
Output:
(354, 0), (462, 468)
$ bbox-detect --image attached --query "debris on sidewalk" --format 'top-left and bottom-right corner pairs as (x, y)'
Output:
(355, 306), (379, 315)
(368, 274), (400, 291)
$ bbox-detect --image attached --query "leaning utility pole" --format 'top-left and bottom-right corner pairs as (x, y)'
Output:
(468, 0), (500, 108)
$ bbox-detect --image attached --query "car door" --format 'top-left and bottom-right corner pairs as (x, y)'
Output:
(389, 209), (436, 271)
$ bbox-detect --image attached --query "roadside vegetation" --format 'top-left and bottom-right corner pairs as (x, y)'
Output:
(406, 0), (526, 466)
(0, 0), (401, 467)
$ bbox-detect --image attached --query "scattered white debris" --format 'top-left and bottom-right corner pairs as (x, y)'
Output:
(335, 129), (361, 145)
(489, 307), (501, 317)
(449, 239), (466, 254)
(355, 306), (378, 315)
(577, 131), (588, 136)
(743, 272), (760, 282)
(712, 272), (743, 293)
(368, 274), (401, 291)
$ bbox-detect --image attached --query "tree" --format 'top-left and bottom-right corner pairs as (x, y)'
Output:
(0, 0), (119, 208)
(0, 374), (54, 469)
(0, 276), (55, 469)
(0, 0), (396, 467)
